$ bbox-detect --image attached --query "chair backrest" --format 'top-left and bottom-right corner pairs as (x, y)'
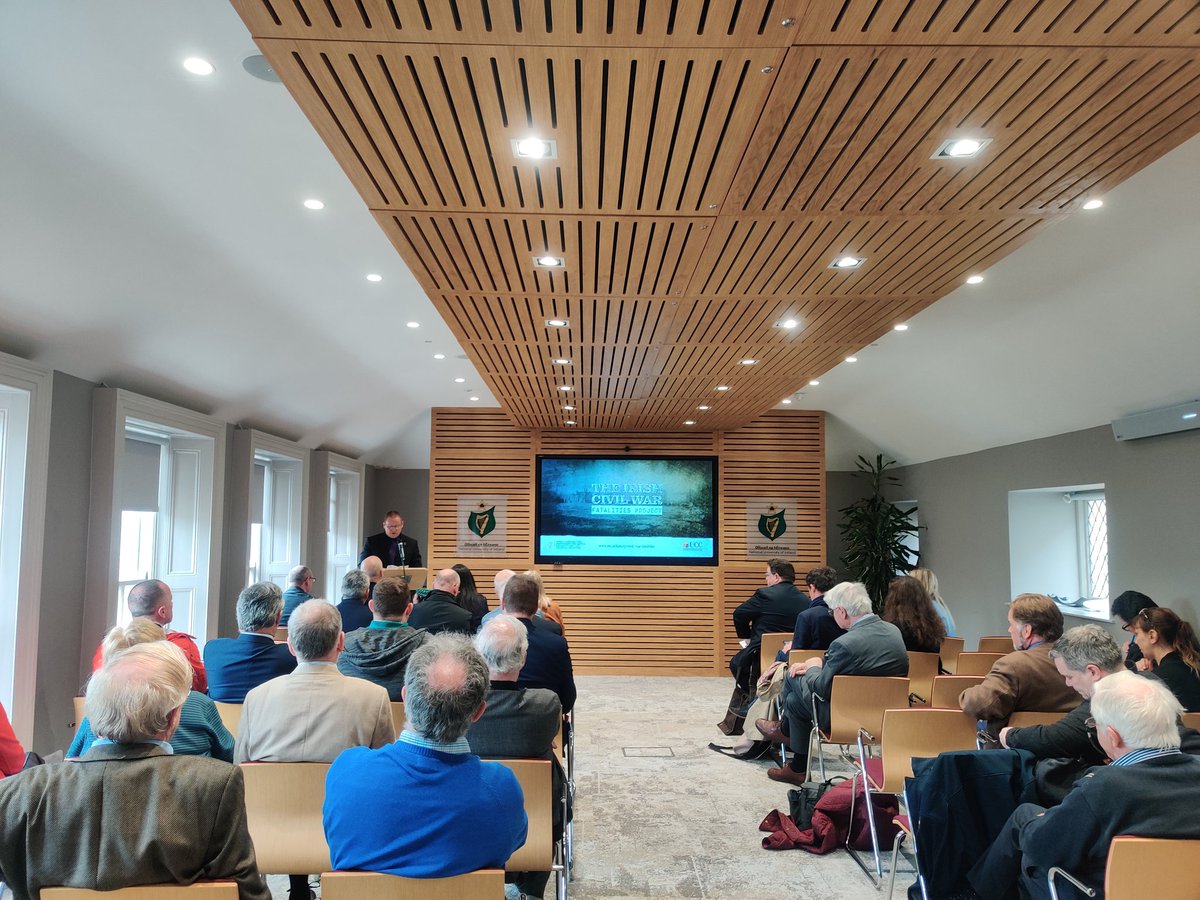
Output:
(42, 886), (239, 898)
(390, 701), (406, 736)
(825, 675), (910, 744)
(1106, 836), (1200, 899)
(955, 652), (1005, 676)
(1182, 712), (1200, 731)
(930, 675), (986, 709)
(788, 648), (826, 666)
(274, 626), (289, 642)
(877, 707), (980, 792)
(320, 870), (505, 900)
(492, 758), (555, 871)
(759, 632), (791, 671)
(212, 702), (242, 738)
(906, 652), (940, 706)
(1007, 710), (1068, 728)
(554, 716), (565, 764)
(939, 636), (965, 673)
(72, 696), (86, 728)
(977, 636), (1014, 653)
(239, 762), (332, 874)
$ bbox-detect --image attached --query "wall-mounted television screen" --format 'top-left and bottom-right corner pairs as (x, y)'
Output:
(535, 455), (718, 566)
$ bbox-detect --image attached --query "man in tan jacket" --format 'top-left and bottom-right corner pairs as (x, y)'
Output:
(961, 593), (1079, 738)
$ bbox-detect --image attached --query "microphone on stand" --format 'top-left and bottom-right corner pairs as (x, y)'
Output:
(398, 539), (410, 586)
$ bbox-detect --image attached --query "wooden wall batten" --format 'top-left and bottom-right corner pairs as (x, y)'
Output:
(428, 407), (824, 675)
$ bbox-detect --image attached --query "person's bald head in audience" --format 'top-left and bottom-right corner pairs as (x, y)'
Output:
(501, 573), (540, 618)
(402, 633), (489, 743)
(361, 556), (383, 583)
(287, 599), (344, 663)
(87, 641), (191, 745)
(126, 579), (174, 626)
(431, 568), (461, 595)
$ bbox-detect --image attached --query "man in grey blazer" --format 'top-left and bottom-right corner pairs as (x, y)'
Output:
(756, 581), (909, 786)
(0, 642), (269, 900)
(235, 599), (394, 899)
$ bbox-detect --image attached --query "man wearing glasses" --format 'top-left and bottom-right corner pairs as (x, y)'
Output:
(360, 510), (422, 569)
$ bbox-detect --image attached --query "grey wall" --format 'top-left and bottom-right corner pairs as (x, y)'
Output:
(365, 468), (430, 562)
(893, 424), (1200, 646)
(825, 470), (870, 575)
(33, 372), (97, 753)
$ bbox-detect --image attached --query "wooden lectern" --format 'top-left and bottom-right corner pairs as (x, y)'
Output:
(379, 567), (428, 590)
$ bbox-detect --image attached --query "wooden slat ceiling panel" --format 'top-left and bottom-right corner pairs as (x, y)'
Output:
(789, 0), (1200, 46)
(233, 0), (1200, 434)
(231, 0), (805, 46)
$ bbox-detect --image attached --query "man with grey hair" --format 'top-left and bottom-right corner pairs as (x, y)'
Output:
(204, 581), (297, 702)
(336, 568), (373, 633)
(756, 581), (908, 786)
(0, 642), (269, 899)
(236, 599), (394, 899)
(324, 633), (528, 878)
(408, 567), (472, 635)
(280, 564), (316, 625)
(968, 671), (1200, 899)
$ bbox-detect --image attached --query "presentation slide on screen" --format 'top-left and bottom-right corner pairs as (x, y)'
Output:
(537, 457), (716, 560)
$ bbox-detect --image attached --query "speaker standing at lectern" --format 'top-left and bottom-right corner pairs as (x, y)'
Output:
(360, 510), (422, 568)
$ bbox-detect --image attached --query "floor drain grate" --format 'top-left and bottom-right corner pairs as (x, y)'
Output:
(622, 746), (674, 757)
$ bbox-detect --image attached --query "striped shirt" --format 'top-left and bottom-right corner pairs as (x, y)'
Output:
(1110, 746), (1183, 767)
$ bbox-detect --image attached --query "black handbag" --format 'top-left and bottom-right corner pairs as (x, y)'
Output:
(788, 776), (846, 829)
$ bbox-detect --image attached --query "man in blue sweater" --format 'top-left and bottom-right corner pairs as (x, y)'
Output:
(323, 632), (528, 878)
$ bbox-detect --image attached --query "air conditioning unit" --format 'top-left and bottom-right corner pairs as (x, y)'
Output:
(1111, 398), (1200, 441)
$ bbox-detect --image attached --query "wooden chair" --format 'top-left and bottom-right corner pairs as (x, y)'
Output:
(42, 886), (238, 899)
(212, 702), (242, 738)
(807, 675), (910, 783)
(759, 632), (792, 672)
(954, 652), (1005, 676)
(390, 701), (406, 736)
(1007, 710), (1068, 728)
(274, 626), (289, 642)
(906, 652), (940, 706)
(72, 696), (86, 728)
(320, 870), (505, 900)
(977, 636), (1013, 653)
(1181, 712), (1200, 730)
(1047, 836), (1200, 900)
(493, 758), (567, 898)
(930, 675), (985, 709)
(787, 648), (826, 666)
(239, 762), (332, 874)
(939, 636), (964, 674)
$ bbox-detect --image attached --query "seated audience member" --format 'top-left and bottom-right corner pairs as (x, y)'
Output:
(337, 580), (429, 700)
(323, 633), (527, 878)
(756, 581), (908, 786)
(361, 555), (384, 598)
(336, 568), (373, 633)
(960, 594), (1078, 738)
(73, 619), (233, 762)
(881, 574), (946, 654)
(1, 701), (25, 777)
(91, 578), (206, 693)
(908, 566), (957, 637)
(1130, 607), (1200, 710)
(967, 671), (1200, 900)
(729, 559), (810, 692)
(453, 562), (490, 632)
(525, 569), (566, 635)
(482, 567), (559, 632)
(236, 599), (393, 900)
(407, 567), (473, 635)
(505, 573), (577, 712)
(280, 564), (316, 626)
(774, 566), (844, 662)
(0, 642), (268, 900)
(469, 614), (564, 900)
(1110, 589), (1157, 670)
(203, 581), (297, 702)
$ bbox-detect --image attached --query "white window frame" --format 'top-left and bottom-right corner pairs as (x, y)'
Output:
(313, 450), (365, 601)
(1073, 491), (1109, 602)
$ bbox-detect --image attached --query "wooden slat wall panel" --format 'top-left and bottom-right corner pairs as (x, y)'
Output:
(426, 407), (823, 674)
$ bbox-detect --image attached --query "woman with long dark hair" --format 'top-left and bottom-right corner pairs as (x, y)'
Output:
(451, 563), (489, 632)
(1131, 607), (1200, 711)
(1111, 590), (1158, 670)
(882, 575), (946, 654)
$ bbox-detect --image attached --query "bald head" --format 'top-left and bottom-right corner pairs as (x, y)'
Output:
(432, 568), (461, 594)
(361, 556), (383, 582)
(126, 580), (173, 624)
(402, 633), (489, 743)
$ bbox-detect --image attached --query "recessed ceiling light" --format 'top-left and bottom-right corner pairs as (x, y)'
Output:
(183, 57), (214, 76)
(845, 356), (858, 363)
(697, 405), (710, 411)
(470, 396), (480, 402)
(553, 358), (572, 365)
(562, 405), (575, 411)
(778, 318), (799, 329)
(894, 323), (909, 331)
(406, 321), (420, 329)
(1184, 412), (1198, 421)
(365, 273), (382, 282)
(534, 255), (565, 268)
(966, 275), (984, 285)
(512, 138), (557, 160)
(684, 420), (696, 426)
(453, 378), (466, 384)
(781, 398), (792, 404)
(740, 358), (757, 365)
(432, 354), (446, 361)
(545, 318), (569, 328)
(564, 420), (577, 426)
(559, 385), (572, 392)
(932, 137), (992, 159)
(303, 198), (325, 210)
(808, 380), (820, 386)
(1083, 198), (1104, 210)
(829, 256), (864, 269)
(715, 385), (730, 392)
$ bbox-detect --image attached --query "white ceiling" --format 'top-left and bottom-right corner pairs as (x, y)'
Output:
(1, 2), (1197, 470)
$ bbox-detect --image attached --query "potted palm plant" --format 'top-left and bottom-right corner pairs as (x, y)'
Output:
(838, 454), (920, 612)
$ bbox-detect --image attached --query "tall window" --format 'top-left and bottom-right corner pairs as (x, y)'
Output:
(1080, 496), (1109, 601)
(0, 386), (31, 713)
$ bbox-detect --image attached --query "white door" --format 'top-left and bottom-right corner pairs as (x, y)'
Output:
(0, 388), (30, 711)
(156, 435), (214, 641)
(261, 457), (303, 588)
(326, 470), (361, 601)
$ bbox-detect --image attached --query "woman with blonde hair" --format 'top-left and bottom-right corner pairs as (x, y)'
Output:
(69, 618), (234, 760)
(909, 567), (957, 637)
(524, 569), (565, 635)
